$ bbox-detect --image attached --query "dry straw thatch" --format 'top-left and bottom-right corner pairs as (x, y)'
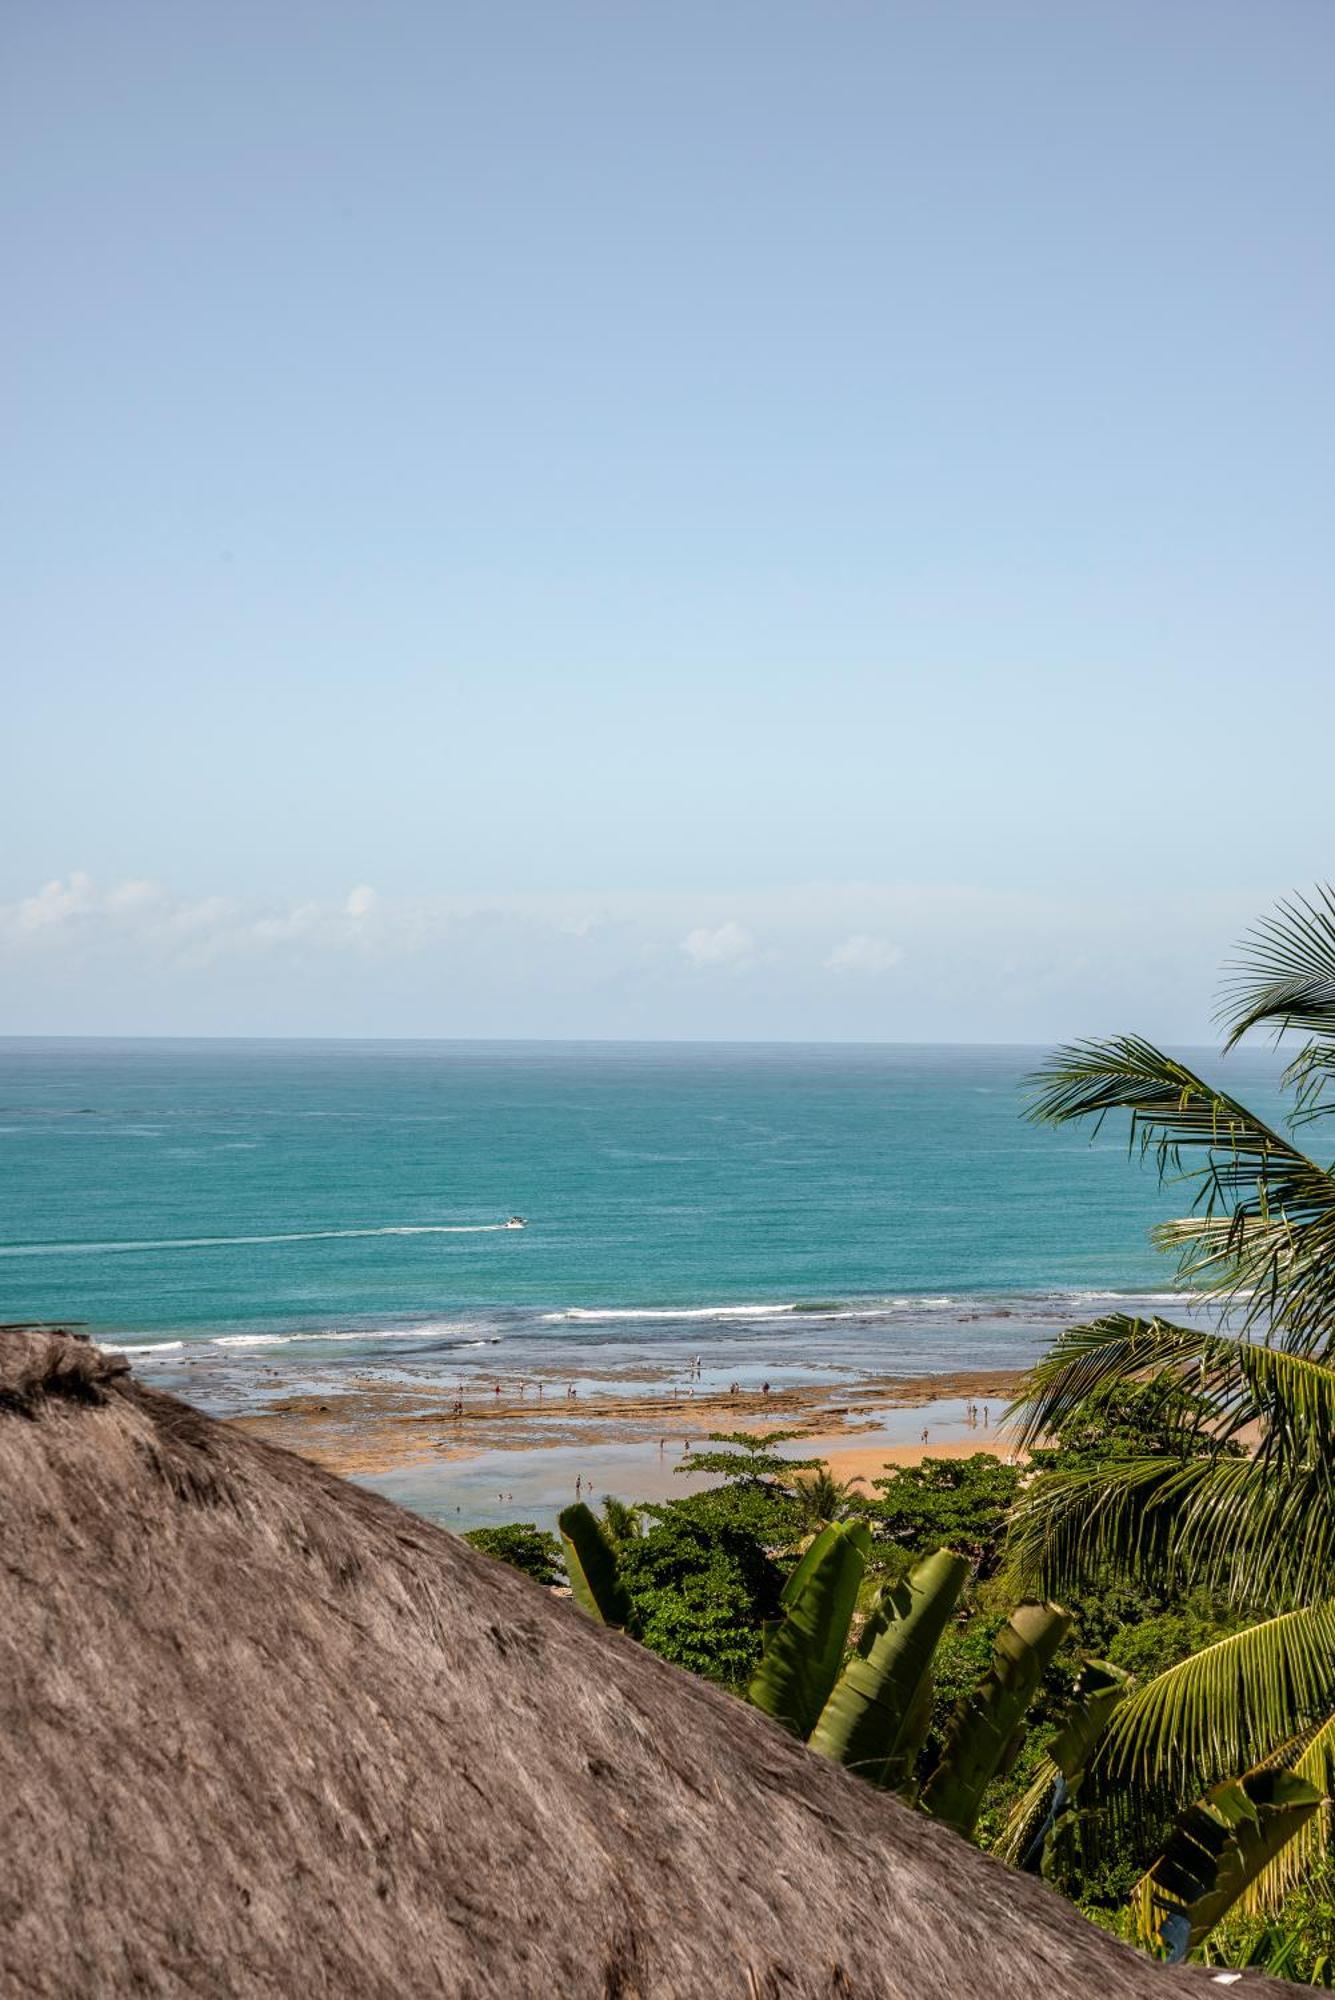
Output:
(1, 1327), (1277, 1997)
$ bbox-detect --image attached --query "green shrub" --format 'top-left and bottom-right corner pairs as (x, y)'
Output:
(618, 1511), (783, 1688)
(464, 1522), (564, 1586)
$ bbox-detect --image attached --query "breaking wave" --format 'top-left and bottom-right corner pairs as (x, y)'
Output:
(542, 1303), (799, 1323)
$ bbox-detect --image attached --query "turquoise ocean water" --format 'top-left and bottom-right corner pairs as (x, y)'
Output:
(0, 1039), (1290, 1409)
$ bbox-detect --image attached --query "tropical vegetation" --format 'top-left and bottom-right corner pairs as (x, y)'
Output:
(462, 886), (1335, 1977)
(1008, 887), (1335, 1941)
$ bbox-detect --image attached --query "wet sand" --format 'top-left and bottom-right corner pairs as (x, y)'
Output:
(229, 1363), (1025, 1530)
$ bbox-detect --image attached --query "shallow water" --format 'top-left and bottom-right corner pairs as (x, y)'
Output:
(354, 1398), (996, 1534)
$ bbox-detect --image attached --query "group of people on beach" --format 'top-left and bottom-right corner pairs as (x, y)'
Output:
(446, 1359), (786, 1415)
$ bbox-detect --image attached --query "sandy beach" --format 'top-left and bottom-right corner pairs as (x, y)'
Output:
(228, 1361), (1026, 1530)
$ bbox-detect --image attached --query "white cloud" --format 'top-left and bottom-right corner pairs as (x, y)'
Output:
(680, 920), (756, 968)
(824, 933), (904, 975)
(104, 878), (166, 914)
(0, 876), (386, 962)
(0, 871), (1250, 1040)
(14, 872), (97, 932)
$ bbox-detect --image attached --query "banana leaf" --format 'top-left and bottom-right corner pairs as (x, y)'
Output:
(558, 1502), (636, 1632)
(807, 1548), (969, 1789)
(1140, 1769), (1323, 1962)
(747, 1520), (870, 1739)
(921, 1600), (1071, 1838)
(995, 1658), (1131, 1871)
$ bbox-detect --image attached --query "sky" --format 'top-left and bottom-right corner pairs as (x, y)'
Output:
(4, 1), (1333, 1040)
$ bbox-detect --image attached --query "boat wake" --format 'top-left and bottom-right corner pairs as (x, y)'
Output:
(0, 1223), (513, 1258)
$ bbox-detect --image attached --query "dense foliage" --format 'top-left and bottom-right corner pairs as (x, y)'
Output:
(617, 1511), (783, 1687)
(463, 1522), (565, 1585)
(869, 1453), (1020, 1579)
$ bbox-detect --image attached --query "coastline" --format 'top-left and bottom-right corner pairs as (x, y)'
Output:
(226, 1360), (1027, 1531)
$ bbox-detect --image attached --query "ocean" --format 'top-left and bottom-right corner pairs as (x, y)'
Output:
(0, 1038), (1289, 1414)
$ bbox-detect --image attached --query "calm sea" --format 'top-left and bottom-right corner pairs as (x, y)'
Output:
(0, 1039), (1289, 1406)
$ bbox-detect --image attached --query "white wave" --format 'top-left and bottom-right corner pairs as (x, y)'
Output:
(283, 1325), (465, 1344)
(543, 1303), (799, 1323)
(814, 1300), (956, 1318)
(0, 1223), (511, 1258)
(1054, 1289), (1202, 1306)
(105, 1339), (185, 1356)
(211, 1334), (290, 1347)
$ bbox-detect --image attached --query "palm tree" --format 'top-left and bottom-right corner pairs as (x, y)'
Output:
(1008, 886), (1335, 1904)
(791, 1467), (868, 1532)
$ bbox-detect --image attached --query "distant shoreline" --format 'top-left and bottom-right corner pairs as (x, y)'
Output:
(225, 1360), (1027, 1529)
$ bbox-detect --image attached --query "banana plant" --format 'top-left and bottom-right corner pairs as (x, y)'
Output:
(747, 1520), (871, 1738)
(1135, 1769), (1323, 1963)
(807, 1548), (969, 1790)
(748, 1533), (1069, 1821)
(993, 1657), (1132, 1873)
(919, 1601), (1072, 1837)
(557, 1502), (638, 1633)
(561, 1506), (1074, 1847)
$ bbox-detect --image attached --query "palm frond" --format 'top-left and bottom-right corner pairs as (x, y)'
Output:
(1090, 1603), (1335, 1804)
(1011, 1314), (1335, 1460)
(1283, 1045), (1335, 1127)
(992, 1753), (1060, 1869)
(1241, 1714), (1335, 1913)
(1012, 1444), (1335, 1613)
(1220, 888), (1335, 1078)
(1027, 1041), (1335, 1348)
(1009, 1317), (1335, 1607)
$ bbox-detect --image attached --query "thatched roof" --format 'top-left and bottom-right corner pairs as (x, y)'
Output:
(1, 1328), (1274, 1997)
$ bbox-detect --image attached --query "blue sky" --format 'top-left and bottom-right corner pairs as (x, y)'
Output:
(5, 1), (1333, 1038)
